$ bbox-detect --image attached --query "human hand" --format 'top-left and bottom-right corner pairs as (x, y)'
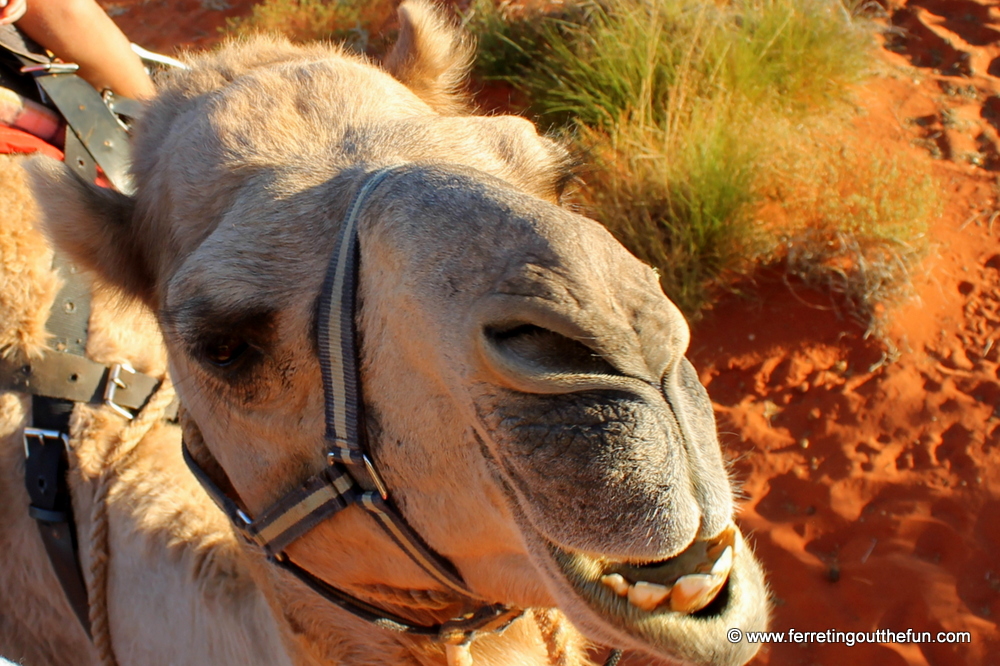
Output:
(0, 0), (27, 25)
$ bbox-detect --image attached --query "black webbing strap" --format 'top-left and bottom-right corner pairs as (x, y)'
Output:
(179, 166), (523, 646)
(248, 465), (359, 555)
(317, 166), (472, 597)
(604, 649), (624, 666)
(181, 441), (250, 530)
(181, 439), (523, 644)
(181, 441), (359, 556)
(273, 556), (522, 644)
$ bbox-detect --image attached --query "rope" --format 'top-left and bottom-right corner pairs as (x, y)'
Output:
(85, 376), (176, 666)
(445, 644), (473, 666)
(534, 608), (590, 666)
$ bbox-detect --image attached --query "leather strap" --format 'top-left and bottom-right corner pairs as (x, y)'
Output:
(46, 254), (90, 355)
(1, 251), (175, 419)
(0, 354), (169, 414)
(24, 402), (92, 636)
(31, 73), (132, 193)
(0, 26), (134, 193)
(18, 251), (94, 638)
(0, 24), (50, 64)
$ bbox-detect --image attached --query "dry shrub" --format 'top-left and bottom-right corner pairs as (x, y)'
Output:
(760, 138), (941, 332)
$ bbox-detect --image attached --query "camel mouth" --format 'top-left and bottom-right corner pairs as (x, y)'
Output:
(596, 524), (736, 615)
(544, 522), (767, 666)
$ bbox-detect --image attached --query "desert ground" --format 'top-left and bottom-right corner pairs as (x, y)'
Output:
(95, 0), (1000, 663)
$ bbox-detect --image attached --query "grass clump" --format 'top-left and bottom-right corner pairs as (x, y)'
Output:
(576, 102), (764, 314)
(765, 142), (941, 329)
(225, 0), (938, 326)
(466, 0), (934, 323)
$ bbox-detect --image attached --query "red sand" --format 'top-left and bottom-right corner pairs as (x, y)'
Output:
(100, 0), (1000, 663)
(688, 3), (1000, 663)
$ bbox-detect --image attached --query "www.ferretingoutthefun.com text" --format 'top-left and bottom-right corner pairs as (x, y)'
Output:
(727, 628), (972, 646)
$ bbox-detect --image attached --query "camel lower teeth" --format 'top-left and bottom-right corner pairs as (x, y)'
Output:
(604, 525), (738, 615)
(627, 581), (671, 611)
(600, 573), (630, 597)
(669, 573), (726, 614)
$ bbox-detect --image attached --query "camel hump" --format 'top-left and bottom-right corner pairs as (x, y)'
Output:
(383, 0), (473, 115)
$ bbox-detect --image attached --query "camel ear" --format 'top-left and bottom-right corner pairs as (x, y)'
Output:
(383, 0), (473, 114)
(26, 156), (154, 303)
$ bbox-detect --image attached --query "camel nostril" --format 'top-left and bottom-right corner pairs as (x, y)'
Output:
(483, 323), (620, 381)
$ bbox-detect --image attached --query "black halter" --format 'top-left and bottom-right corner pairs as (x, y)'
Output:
(182, 165), (624, 664)
(181, 165), (521, 645)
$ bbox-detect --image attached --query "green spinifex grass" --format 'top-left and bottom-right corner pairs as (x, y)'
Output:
(466, 0), (936, 323)
(225, 0), (939, 326)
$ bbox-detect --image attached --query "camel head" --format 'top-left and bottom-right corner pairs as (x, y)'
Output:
(29, 2), (768, 664)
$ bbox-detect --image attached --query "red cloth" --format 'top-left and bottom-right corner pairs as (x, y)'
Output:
(0, 124), (63, 160)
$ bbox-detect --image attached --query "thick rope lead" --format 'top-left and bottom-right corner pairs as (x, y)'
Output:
(86, 375), (176, 666)
(445, 644), (473, 666)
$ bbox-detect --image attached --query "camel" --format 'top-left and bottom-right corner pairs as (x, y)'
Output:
(0, 157), (293, 663)
(17, 2), (769, 664)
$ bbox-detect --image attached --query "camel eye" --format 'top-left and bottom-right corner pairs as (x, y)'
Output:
(203, 336), (249, 367)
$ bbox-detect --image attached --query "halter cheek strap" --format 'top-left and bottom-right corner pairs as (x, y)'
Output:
(180, 164), (626, 665)
(317, 165), (471, 596)
(181, 165), (522, 644)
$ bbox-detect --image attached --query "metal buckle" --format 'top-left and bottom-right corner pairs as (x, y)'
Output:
(363, 454), (389, 501)
(20, 62), (80, 75)
(103, 362), (135, 420)
(326, 443), (389, 500)
(23, 427), (70, 458)
(235, 508), (253, 528)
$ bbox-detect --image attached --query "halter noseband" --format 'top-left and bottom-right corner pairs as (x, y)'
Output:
(181, 165), (521, 645)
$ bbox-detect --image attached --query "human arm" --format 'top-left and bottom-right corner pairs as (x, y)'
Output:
(14, 0), (155, 100)
(0, 0), (28, 24)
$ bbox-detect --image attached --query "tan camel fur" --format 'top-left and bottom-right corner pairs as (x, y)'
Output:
(0, 154), (291, 665)
(27, 2), (770, 664)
